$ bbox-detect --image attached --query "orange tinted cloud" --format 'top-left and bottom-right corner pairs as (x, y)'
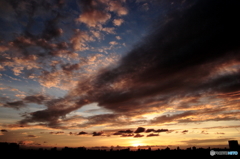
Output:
(109, 0), (128, 16)
(77, 10), (111, 27)
(113, 19), (124, 26)
(76, 0), (111, 27)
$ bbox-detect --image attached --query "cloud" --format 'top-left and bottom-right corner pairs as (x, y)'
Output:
(26, 135), (37, 138)
(116, 36), (121, 40)
(93, 131), (104, 136)
(2, 94), (49, 110)
(24, 95), (46, 105)
(201, 131), (209, 135)
(145, 129), (155, 133)
(4, 123), (63, 131)
(109, 0), (128, 16)
(70, 29), (93, 51)
(41, 15), (63, 40)
(49, 131), (65, 135)
(61, 63), (81, 73)
(18, 140), (34, 145)
(134, 133), (144, 138)
(3, 101), (26, 109)
(182, 130), (188, 134)
(121, 134), (134, 137)
(113, 132), (122, 135)
(141, 3), (149, 11)
(119, 129), (133, 133)
(109, 41), (118, 45)
(18, 140), (41, 146)
(101, 27), (116, 34)
(78, 131), (88, 135)
(76, 0), (111, 27)
(113, 129), (133, 135)
(77, 10), (110, 27)
(1, 129), (8, 132)
(134, 127), (145, 133)
(147, 133), (159, 137)
(113, 19), (124, 26)
(14, 0), (240, 129)
(0, 45), (9, 52)
(150, 111), (195, 124)
(108, 127), (170, 136)
(154, 129), (169, 133)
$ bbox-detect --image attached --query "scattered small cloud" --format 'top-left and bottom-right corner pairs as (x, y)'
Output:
(93, 131), (104, 136)
(78, 131), (88, 135)
(116, 36), (121, 40)
(26, 135), (38, 138)
(1, 129), (8, 132)
(134, 133), (144, 138)
(147, 133), (159, 137)
(182, 130), (188, 134)
(113, 19), (124, 26)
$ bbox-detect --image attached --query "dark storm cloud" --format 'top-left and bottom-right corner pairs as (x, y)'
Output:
(16, 0), (240, 127)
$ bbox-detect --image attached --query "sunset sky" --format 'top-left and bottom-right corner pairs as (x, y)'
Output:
(0, 0), (240, 149)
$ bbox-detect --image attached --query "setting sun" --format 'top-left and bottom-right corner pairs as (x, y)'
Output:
(132, 143), (142, 147)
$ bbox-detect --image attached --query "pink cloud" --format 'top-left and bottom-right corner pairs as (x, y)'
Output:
(113, 19), (124, 26)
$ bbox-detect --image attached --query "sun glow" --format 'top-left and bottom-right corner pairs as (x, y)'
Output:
(131, 142), (143, 147)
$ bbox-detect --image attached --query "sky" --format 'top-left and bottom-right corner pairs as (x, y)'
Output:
(0, 0), (240, 149)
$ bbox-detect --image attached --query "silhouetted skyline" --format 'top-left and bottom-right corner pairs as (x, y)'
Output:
(0, 140), (239, 157)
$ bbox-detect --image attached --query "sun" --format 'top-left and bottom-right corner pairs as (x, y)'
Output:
(132, 143), (143, 147)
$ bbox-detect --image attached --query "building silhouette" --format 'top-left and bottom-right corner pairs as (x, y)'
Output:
(228, 140), (239, 150)
(0, 142), (19, 151)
